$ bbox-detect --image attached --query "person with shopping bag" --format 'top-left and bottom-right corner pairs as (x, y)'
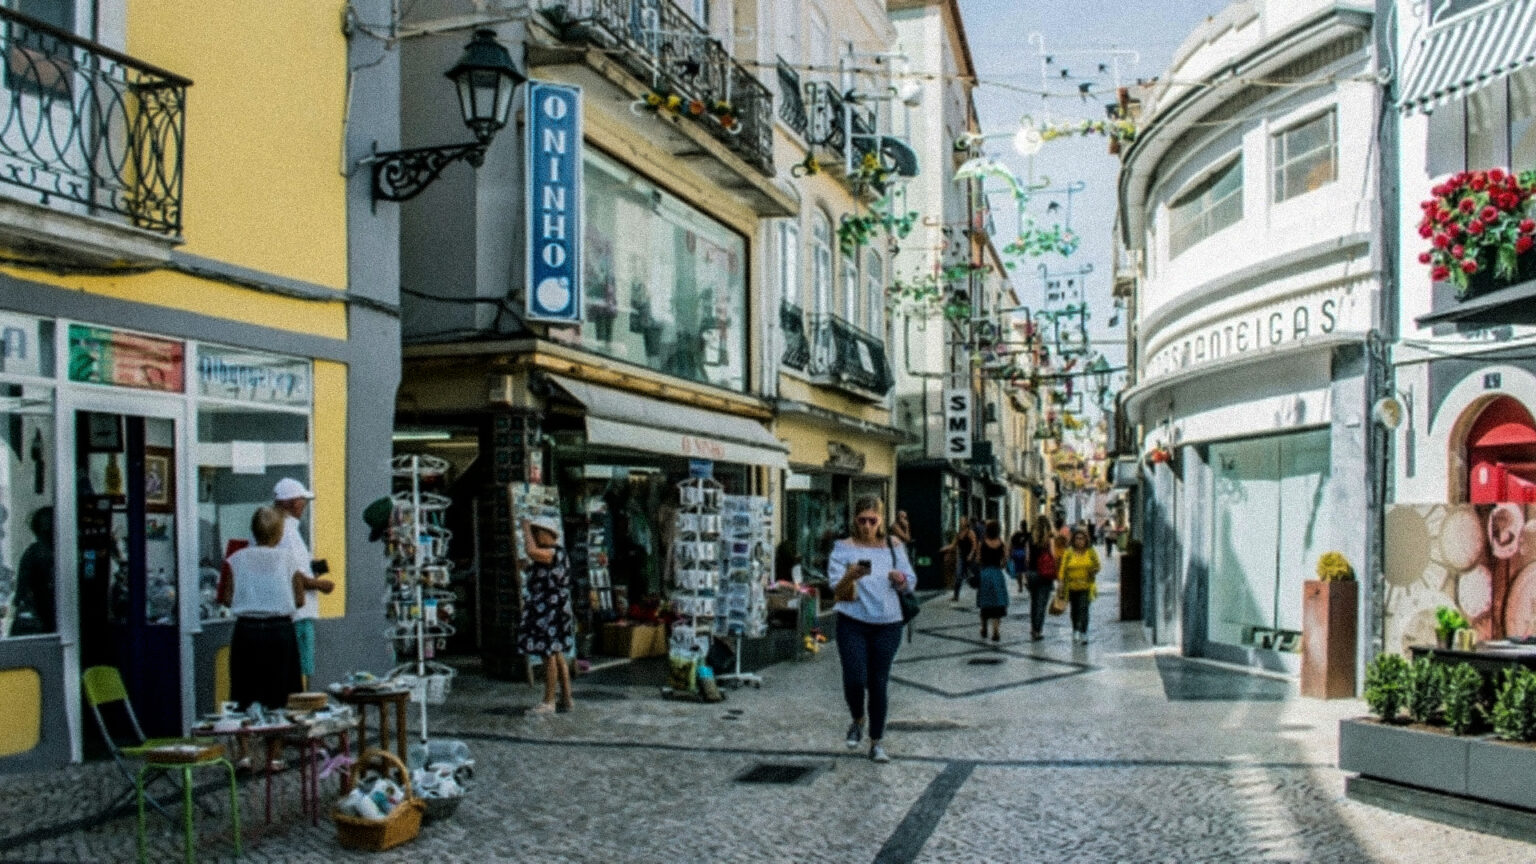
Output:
(1057, 528), (1101, 644)
(1026, 520), (1058, 642)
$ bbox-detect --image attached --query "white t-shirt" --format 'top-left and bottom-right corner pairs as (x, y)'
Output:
(228, 545), (305, 618)
(280, 514), (319, 620)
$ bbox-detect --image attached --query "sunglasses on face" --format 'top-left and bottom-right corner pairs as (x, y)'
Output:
(856, 516), (882, 526)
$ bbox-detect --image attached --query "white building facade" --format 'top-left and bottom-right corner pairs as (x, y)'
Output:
(1117, 0), (1380, 670)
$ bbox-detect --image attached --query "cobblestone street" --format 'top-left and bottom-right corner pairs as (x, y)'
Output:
(2, 563), (1531, 863)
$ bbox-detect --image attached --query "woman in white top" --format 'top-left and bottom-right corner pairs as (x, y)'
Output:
(828, 495), (916, 763)
(226, 506), (306, 711)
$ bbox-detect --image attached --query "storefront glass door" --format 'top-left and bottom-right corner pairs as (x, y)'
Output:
(74, 410), (181, 739)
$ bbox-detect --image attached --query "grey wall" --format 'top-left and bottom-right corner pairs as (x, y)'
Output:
(0, 638), (69, 772)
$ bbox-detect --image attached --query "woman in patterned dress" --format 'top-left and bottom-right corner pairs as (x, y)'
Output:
(518, 515), (573, 714)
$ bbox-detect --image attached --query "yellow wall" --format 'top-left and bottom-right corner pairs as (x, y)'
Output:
(777, 414), (896, 477)
(127, 1), (349, 292)
(313, 360), (348, 617)
(779, 376), (893, 427)
(0, 668), (41, 757)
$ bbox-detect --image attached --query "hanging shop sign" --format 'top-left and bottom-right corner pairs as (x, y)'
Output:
(825, 441), (866, 473)
(525, 80), (584, 323)
(1143, 290), (1356, 382)
(67, 324), (184, 392)
(0, 311), (49, 378)
(944, 388), (972, 460)
(197, 346), (310, 407)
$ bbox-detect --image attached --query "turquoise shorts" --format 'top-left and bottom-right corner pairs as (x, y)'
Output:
(294, 618), (316, 677)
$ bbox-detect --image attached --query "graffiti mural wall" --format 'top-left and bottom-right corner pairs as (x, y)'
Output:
(1385, 503), (1536, 653)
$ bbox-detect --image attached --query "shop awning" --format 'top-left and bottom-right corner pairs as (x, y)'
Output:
(547, 375), (789, 470)
(1398, 0), (1536, 114)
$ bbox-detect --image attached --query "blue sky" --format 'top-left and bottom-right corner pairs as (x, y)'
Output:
(956, 0), (1220, 392)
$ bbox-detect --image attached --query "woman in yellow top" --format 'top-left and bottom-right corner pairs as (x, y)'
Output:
(1057, 528), (1101, 645)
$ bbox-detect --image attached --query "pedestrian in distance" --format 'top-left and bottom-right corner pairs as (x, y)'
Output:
(829, 495), (916, 763)
(1058, 528), (1101, 644)
(1102, 520), (1116, 558)
(942, 519), (979, 603)
(1027, 521), (1058, 641)
(976, 520), (1010, 642)
(889, 509), (913, 544)
(1008, 519), (1031, 595)
(519, 515), (574, 715)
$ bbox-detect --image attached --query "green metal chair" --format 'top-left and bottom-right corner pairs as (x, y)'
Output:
(82, 666), (241, 862)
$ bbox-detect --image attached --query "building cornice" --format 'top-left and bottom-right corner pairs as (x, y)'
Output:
(1122, 330), (1364, 419)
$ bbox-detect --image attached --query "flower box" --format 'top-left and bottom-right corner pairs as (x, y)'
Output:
(1338, 718), (1470, 794)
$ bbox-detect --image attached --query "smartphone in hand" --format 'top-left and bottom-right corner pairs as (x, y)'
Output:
(856, 559), (872, 576)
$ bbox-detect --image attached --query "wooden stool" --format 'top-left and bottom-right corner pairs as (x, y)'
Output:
(337, 689), (410, 765)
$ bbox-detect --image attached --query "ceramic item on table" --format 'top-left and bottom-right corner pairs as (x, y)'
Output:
(214, 718), (241, 733)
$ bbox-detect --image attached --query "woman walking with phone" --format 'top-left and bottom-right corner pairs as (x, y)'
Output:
(828, 496), (917, 763)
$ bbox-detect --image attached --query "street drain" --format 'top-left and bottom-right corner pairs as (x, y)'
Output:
(734, 763), (820, 785)
(885, 719), (970, 732)
(966, 657), (1005, 665)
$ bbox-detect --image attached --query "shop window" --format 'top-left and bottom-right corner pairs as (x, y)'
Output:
(0, 384), (55, 638)
(1168, 156), (1242, 258)
(1207, 429), (1331, 650)
(1271, 111), (1336, 202)
(579, 151), (748, 392)
(194, 346), (313, 622)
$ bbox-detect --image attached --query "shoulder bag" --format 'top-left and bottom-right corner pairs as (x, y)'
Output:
(891, 536), (921, 625)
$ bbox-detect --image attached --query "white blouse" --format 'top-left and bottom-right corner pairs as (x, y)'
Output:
(227, 545), (304, 618)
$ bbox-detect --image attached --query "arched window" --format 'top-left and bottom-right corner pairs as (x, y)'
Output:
(1467, 396), (1536, 503)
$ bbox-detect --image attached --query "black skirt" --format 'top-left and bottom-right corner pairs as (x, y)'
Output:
(230, 616), (302, 711)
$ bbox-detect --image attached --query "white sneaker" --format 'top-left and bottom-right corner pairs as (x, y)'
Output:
(845, 721), (863, 750)
(869, 742), (890, 763)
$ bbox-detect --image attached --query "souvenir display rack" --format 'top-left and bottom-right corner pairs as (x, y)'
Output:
(669, 476), (722, 682)
(716, 495), (771, 688)
(385, 454), (457, 745)
(583, 497), (615, 616)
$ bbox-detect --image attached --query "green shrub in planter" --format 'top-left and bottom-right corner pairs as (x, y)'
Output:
(1406, 656), (1446, 724)
(1364, 653), (1410, 722)
(1442, 662), (1484, 735)
(1489, 666), (1536, 741)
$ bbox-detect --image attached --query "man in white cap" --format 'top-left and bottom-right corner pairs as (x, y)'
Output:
(275, 478), (334, 686)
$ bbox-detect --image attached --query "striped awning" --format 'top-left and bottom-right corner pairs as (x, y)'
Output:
(1398, 0), (1536, 113)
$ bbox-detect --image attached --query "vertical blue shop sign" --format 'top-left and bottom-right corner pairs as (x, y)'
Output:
(526, 81), (583, 322)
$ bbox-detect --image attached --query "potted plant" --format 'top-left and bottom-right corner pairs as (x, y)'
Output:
(1301, 551), (1357, 699)
(1433, 605), (1469, 650)
(1416, 168), (1536, 299)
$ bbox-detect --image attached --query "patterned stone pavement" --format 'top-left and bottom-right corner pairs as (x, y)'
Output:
(2, 558), (1533, 862)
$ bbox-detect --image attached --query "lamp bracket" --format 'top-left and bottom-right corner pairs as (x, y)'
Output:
(367, 140), (488, 203)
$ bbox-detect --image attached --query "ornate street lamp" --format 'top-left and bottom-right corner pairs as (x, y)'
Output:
(370, 29), (525, 202)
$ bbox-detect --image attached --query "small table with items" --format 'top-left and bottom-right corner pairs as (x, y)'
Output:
(283, 711), (361, 826)
(333, 687), (411, 765)
(189, 721), (296, 825)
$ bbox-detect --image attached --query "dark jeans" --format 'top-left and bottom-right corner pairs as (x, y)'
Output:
(1068, 588), (1092, 634)
(1026, 574), (1054, 635)
(952, 562), (977, 600)
(836, 613), (904, 741)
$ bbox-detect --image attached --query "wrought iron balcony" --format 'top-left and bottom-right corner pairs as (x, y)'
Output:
(803, 80), (885, 193)
(780, 299), (810, 370)
(0, 8), (188, 235)
(538, 0), (773, 177)
(776, 57), (806, 139)
(808, 313), (892, 396)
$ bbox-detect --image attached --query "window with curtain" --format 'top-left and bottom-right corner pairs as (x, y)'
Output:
(778, 220), (801, 307)
(1271, 111), (1336, 202)
(1169, 156), (1243, 258)
(811, 210), (832, 317)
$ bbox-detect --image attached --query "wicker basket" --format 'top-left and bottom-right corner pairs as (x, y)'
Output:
(287, 692), (329, 712)
(333, 749), (425, 851)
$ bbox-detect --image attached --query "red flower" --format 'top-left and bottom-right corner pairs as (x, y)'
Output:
(1419, 251), (1434, 264)
(1433, 233), (1451, 248)
(1472, 175), (1489, 191)
(1451, 244), (1465, 259)
(1420, 224), (1435, 239)
(1462, 259), (1480, 275)
(1519, 235), (1535, 255)
(1469, 220), (1485, 235)
(1460, 198), (1477, 213)
(1482, 205), (1500, 221)
(1432, 266), (1451, 281)
(1521, 219), (1535, 234)
(1491, 168), (1507, 182)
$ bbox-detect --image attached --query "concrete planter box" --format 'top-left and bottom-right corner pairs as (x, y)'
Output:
(1338, 718), (1469, 794)
(1468, 737), (1536, 811)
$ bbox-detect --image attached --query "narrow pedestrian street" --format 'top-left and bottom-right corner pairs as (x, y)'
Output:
(2, 555), (1529, 863)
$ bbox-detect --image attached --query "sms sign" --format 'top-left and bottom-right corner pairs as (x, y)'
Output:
(526, 81), (583, 322)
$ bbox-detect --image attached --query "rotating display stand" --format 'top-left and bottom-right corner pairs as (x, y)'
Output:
(384, 454), (457, 744)
(716, 494), (771, 688)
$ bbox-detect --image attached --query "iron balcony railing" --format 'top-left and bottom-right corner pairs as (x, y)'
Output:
(804, 80), (881, 192)
(0, 8), (188, 235)
(539, 0), (773, 177)
(808, 313), (892, 395)
(780, 299), (810, 370)
(776, 57), (806, 138)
